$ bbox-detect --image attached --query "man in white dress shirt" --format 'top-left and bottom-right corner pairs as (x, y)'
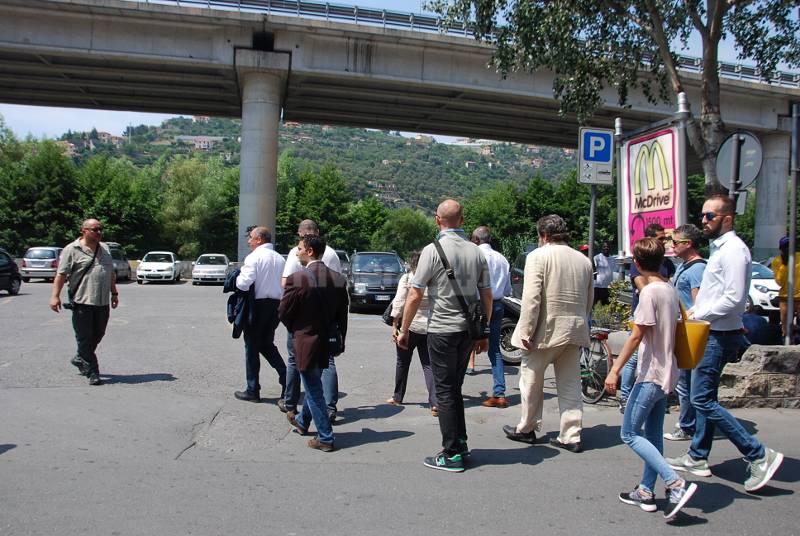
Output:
(234, 226), (287, 403)
(593, 241), (614, 306)
(666, 195), (783, 493)
(279, 219), (343, 421)
(471, 226), (512, 408)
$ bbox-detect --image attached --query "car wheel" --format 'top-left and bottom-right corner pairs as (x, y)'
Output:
(21, 277), (30, 283)
(192, 281), (198, 286)
(137, 280), (142, 285)
(745, 296), (755, 313)
(175, 272), (181, 282)
(500, 317), (524, 365)
(9, 277), (21, 295)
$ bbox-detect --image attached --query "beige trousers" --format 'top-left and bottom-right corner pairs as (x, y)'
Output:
(516, 344), (583, 444)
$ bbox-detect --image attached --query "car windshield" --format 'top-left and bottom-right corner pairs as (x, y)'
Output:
(197, 255), (226, 265)
(336, 250), (349, 263)
(352, 254), (402, 273)
(143, 253), (173, 263)
(751, 263), (774, 279)
(26, 248), (56, 259)
(110, 249), (125, 260)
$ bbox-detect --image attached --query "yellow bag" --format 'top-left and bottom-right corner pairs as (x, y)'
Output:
(674, 302), (710, 369)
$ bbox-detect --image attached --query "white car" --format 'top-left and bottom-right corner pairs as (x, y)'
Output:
(748, 262), (779, 316)
(136, 251), (181, 284)
(191, 253), (231, 285)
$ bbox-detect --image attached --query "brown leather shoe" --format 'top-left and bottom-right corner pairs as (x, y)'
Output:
(287, 413), (308, 436)
(482, 396), (509, 408)
(308, 437), (335, 452)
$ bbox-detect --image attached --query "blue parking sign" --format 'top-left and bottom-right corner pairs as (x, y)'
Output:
(582, 131), (612, 163)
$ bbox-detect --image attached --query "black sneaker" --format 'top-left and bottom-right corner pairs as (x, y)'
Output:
(87, 373), (103, 386)
(234, 390), (261, 403)
(423, 451), (465, 473)
(618, 486), (657, 512)
(664, 482), (698, 519)
(70, 355), (90, 376)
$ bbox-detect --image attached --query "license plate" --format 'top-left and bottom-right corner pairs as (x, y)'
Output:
(376, 295), (390, 301)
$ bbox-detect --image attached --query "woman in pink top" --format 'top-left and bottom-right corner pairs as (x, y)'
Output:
(604, 237), (698, 520)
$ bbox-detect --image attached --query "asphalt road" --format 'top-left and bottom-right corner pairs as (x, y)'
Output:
(1, 280), (798, 536)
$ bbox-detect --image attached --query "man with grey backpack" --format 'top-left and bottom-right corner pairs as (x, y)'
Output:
(398, 199), (492, 473)
(50, 218), (118, 386)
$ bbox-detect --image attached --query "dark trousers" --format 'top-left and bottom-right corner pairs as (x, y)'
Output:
(393, 331), (437, 408)
(593, 287), (610, 306)
(243, 298), (286, 396)
(71, 304), (110, 375)
(427, 331), (473, 455)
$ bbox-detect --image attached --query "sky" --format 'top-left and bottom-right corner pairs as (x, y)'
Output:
(0, 0), (788, 141)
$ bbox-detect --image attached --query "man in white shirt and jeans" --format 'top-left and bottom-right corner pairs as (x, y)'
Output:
(471, 226), (512, 408)
(235, 226), (287, 403)
(666, 195), (783, 493)
(280, 219), (342, 422)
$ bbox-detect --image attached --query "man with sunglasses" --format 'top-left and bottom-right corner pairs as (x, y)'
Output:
(50, 219), (118, 386)
(666, 195), (783, 492)
(663, 224), (706, 442)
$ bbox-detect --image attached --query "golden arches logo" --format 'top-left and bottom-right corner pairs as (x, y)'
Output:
(632, 141), (672, 196)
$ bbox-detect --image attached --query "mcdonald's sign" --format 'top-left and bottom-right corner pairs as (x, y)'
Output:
(620, 126), (687, 257)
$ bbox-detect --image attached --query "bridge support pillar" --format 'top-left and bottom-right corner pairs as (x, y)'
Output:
(754, 134), (790, 261)
(236, 50), (289, 261)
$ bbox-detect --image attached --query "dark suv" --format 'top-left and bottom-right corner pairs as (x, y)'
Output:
(347, 251), (404, 312)
(0, 247), (22, 295)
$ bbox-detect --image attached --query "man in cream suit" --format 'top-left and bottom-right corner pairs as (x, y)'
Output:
(503, 215), (594, 453)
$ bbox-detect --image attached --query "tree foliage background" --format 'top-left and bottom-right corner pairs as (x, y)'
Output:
(0, 114), (761, 264)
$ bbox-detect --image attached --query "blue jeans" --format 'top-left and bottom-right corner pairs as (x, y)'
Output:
(296, 365), (334, 444)
(689, 332), (764, 462)
(488, 300), (506, 397)
(619, 351), (638, 402)
(284, 331), (338, 413)
(621, 382), (680, 493)
(243, 299), (286, 396)
(675, 369), (695, 434)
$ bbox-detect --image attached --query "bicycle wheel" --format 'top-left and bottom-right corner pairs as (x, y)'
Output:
(581, 370), (605, 404)
(580, 339), (609, 404)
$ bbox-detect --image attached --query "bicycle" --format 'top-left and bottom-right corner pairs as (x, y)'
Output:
(580, 327), (613, 404)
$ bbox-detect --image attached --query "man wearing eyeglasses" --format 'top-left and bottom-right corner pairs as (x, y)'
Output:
(50, 219), (118, 386)
(666, 195), (784, 492)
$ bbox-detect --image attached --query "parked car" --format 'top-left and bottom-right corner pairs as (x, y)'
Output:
(105, 243), (131, 281)
(748, 262), (779, 320)
(347, 251), (404, 311)
(192, 253), (231, 285)
(20, 246), (62, 282)
(0, 247), (22, 295)
(335, 249), (351, 276)
(136, 251), (181, 284)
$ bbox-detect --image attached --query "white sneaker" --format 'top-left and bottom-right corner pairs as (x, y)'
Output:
(664, 427), (693, 441)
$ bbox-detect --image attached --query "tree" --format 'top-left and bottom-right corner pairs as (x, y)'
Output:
(430, 0), (799, 187)
(343, 197), (389, 252)
(370, 208), (438, 259)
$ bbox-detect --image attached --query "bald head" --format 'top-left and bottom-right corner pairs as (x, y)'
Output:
(435, 199), (464, 230)
(471, 226), (491, 245)
(80, 218), (103, 245)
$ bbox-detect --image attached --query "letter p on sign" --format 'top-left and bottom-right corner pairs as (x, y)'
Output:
(582, 131), (612, 163)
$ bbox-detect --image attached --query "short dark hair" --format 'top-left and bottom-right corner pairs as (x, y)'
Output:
(536, 214), (570, 243)
(644, 223), (665, 238)
(674, 224), (702, 248)
(633, 237), (665, 272)
(252, 226), (271, 243)
(408, 250), (422, 272)
(706, 194), (736, 216)
(302, 234), (326, 258)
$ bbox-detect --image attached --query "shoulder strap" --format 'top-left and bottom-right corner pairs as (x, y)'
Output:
(68, 244), (99, 302)
(674, 258), (707, 281)
(433, 238), (471, 318)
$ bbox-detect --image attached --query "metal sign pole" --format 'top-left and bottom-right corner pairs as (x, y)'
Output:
(588, 183), (597, 264)
(677, 93), (690, 227)
(615, 118), (624, 275)
(787, 103), (799, 345)
(729, 133), (744, 202)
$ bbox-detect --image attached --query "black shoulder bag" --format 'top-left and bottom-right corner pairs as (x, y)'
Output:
(433, 239), (490, 341)
(307, 269), (345, 356)
(63, 245), (99, 310)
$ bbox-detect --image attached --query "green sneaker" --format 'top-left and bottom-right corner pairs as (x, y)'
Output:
(744, 447), (784, 493)
(665, 453), (712, 477)
(423, 451), (465, 473)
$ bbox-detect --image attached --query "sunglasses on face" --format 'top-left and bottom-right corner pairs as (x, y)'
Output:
(701, 211), (720, 221)
(84, 227), (102, 233)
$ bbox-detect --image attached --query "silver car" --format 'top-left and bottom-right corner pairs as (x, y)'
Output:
(107, 245), (132, 281)
(192, 253), (231, 285)
(20, 246), (62, 282)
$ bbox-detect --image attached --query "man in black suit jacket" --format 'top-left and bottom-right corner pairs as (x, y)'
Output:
(279, 235), (348, 452)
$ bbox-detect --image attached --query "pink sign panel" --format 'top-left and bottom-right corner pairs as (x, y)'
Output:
(620, 126), (685, 257)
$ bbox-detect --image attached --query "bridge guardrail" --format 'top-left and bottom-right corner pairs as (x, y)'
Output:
(138, 0), (799, 89)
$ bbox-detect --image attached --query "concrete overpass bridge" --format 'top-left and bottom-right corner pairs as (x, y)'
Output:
(1, 0), (797, 259)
